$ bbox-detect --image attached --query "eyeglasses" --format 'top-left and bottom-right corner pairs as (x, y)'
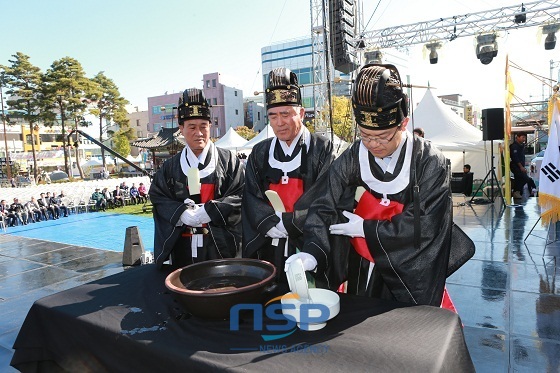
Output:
(359, 126), (401, 145)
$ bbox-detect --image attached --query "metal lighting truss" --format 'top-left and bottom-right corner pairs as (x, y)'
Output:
(310, 0), (332, 134)
(357, 0), (560, 49)
(309, 0), (560, 132)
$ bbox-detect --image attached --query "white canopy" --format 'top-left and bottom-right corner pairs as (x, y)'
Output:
(411, 89), (501, 180)
(81, 158), (103, 167)
(214, 127), (248, 150)
(328, 132), (350, 155)
(116, 154), (142, 164)
(242, 124), (276, 149)
(411, 89), (483, 146)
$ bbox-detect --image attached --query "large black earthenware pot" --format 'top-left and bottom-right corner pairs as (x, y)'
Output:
(165, 258), (277, 319)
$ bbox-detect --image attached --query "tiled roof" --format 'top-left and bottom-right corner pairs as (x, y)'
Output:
(132, 128), (185, 149)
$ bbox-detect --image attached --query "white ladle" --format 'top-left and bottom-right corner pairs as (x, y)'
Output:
(286, 258), (312, 303)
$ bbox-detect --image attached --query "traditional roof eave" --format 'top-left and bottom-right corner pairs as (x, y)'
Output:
(131, 127), (185, 149)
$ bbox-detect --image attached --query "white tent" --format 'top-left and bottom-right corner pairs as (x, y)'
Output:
(411, 89), (501, 181)
(214, 127), (248, 150)
(80, 158), (104, 178)
(81, 158), (103, 168)
(116, 154), (143, 164)
(329, 132), (350, 155)
(242, 124), (276, 149)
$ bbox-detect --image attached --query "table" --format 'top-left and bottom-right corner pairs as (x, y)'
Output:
(11, 265), (474, 373)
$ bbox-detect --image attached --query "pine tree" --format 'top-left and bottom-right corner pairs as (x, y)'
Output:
(1, 52), (44, 180)
(89, 72), (129, 169)
(42, 57), (96, 177)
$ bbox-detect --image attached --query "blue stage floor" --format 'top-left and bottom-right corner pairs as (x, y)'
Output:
(3, 212), (154, 253)
(1, 195), (559, 372)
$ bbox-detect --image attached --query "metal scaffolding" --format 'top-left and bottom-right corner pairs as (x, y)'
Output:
(308, 0), (560, 134)
(310, 0), (332, 135)
(358, 0), (560, 49)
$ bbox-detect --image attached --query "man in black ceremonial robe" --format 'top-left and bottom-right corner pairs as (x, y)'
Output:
(242, 67), (335, 284)
(149, 88), (245, 268)
(287, 64), (456, 307)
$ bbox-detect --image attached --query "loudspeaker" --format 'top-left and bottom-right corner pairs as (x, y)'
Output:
(329, 0), (359, 74)
(481, 108), (504, 141)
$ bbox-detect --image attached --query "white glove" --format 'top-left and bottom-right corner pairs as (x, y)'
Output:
(285, 252), (317, 272)
(193, 204), (212, 224)
(180, 208), (200, 226)
(266, 226), (287, 239)
(275, 211), (288, 235)
(329, 210), (365, 238)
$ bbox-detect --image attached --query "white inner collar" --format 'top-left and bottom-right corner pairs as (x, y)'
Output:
(268, 126), (310, 173)
(359, 130), (413, 195)
(180, 142), (217, 179)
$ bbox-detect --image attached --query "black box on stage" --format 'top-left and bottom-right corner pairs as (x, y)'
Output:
(451, 173), (464, 193)
(451, 172), (473, 195)
(481, 108), (504, 141)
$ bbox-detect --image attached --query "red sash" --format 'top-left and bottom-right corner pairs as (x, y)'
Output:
(186, 184), (215, 203)
(441, 288), (457, 313)
(268, 179), (304, 212)
(200, 184), (215, 203)
(351, 190), (404, 263)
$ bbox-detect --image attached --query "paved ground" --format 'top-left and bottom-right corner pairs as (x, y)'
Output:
(0, 195), (559, 372)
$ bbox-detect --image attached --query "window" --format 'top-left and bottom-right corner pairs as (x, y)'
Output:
(40, 134), (57, 142)
(137, 131), (143, 138)
(212, 79), (216, 88)
(25, 134), (39, 145)
(214, 117), (219, 126)
(234, 91), (238, 96)
(235, 109), (239, 115)
(257, 112), (261, 120)
(293, 67), (312, 85)
(213, 98), (217, 105)
(206, 80), (210, 88)
(136, 119), (140, 127)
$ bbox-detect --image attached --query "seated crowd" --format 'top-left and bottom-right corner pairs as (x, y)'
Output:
(90, 182), (149, 211)
(0, 181), (149, 228)
(0, 191), (69, 227)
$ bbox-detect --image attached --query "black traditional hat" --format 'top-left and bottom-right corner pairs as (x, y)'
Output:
(177, 88), (211, 124)
(352, 64), (408, 129)
(265, 67), (302, 109)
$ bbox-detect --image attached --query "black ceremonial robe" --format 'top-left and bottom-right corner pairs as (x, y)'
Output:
(302, 135), (453, 306)
(242, 133), (334, 281)
(149, 146), (245, 268)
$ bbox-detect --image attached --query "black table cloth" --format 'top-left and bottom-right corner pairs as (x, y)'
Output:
(11, 265), (474, 373)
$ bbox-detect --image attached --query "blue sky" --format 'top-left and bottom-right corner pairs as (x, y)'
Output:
(1, 0), (558, 112)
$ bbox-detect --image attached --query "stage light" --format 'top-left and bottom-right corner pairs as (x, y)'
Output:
(514, 4), (526, 24)
(423, 41), (442, 64)
(475, 33), (498, 65)
(355, 38), (366, 49)
(364, 48), (383, 64)
(540, 23), (560, 50)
